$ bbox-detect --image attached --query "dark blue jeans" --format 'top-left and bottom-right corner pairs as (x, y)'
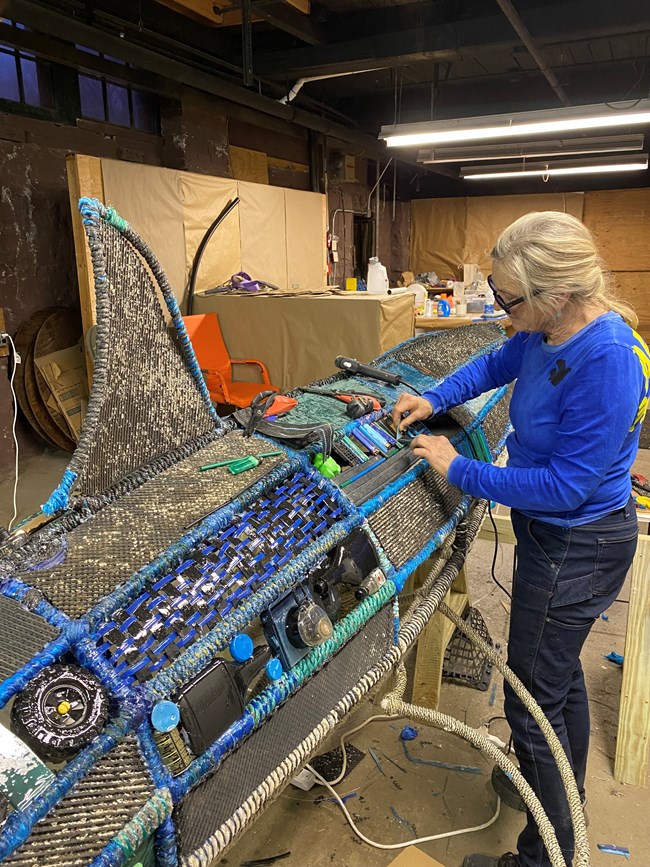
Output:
(506, 499), (637, 867)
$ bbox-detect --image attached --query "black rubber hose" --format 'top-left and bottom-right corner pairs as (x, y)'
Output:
(186, 197), (240, 315)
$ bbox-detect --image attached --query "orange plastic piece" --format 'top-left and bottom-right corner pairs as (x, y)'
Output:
(183, 313), (278, 408)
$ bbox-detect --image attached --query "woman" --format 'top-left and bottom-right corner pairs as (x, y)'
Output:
(393, 212), (649, 867)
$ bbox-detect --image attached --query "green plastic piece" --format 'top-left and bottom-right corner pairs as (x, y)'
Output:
(228, 455), (260, 474)
(312, 453), (341, 478)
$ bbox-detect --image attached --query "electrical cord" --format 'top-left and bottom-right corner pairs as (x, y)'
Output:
(305, 759), (502, 850)
(5, 334), (20, 530)
(487, 501), (512, 599)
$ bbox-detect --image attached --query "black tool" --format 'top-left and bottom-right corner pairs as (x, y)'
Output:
(334, 356), (402, 386)
(297, 386), (384, 419)
(245, 390), (278, 437)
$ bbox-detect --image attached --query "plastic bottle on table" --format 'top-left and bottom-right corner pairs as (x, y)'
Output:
(484, 287), (495, 316)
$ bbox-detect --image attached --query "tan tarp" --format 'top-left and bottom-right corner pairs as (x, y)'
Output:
(193, 292), (415, 391)
(238, 181), (287, 289)
(179, 173), (240, 294)
(411, 192), (585, 279)
(101, 159), (187, 299)
(100, 160), (327, 301)
(285, 188), (329, 290)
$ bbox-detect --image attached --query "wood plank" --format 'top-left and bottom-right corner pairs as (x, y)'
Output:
(0, 309), (8, 358)
(267, 156), (310, 173)
(478, 511), (517, 546)
(284, 0), (310, 13)
(66, 154), (104, 384)
(614, 534), (650, 787)
(411, 581), (468, 711)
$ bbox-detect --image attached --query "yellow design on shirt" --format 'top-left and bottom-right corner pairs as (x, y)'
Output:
(631, 330), (650, 430)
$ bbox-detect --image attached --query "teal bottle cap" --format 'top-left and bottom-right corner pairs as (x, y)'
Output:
(229, 633), (254, 662)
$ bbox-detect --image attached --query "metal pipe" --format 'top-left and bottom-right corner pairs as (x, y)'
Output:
(278, 67), (388, 105)
(495, 0), (571, 106)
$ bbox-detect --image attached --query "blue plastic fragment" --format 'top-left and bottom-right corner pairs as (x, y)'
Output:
(601, 613), (609, 621)
(400, 725), (418, 741)
(597, 843), (630, 858)
(604, 651), (624, 665)
(151, 700), (180, 733)
(230, 632), (254, 662)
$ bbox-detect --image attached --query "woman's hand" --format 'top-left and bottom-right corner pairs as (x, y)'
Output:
(392, 393), (434, 431)
(411, 434), (459, 478)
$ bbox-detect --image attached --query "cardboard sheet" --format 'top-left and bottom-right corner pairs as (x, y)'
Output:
(193, 292), (415, 391)
(229, 146), (269, 184)
(101, 159), (187, 302)
(411, 192), (584, 278)
(180, 173), (241, 294)
(386, 846), (446, 867)
(34, 342), (89, 440)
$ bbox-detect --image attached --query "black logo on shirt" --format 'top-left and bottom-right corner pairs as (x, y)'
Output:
(549, 358), (571, 386)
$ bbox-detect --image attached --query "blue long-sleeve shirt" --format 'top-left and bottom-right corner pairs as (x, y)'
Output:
(422, 312), (650, 526)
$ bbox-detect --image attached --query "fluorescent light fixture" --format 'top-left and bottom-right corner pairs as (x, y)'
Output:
(418, 134), (645, 164)
(379, 100), (650, 147)
(460, 154), (648, 181)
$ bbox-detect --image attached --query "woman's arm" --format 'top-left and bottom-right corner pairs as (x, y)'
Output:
(423, 331), (528, 414)
(444, 343), (644, 512)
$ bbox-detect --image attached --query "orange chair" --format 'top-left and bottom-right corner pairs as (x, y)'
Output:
(183, 313), (278, 408)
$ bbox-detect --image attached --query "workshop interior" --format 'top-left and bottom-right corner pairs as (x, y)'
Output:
(0, 1), (649, 866)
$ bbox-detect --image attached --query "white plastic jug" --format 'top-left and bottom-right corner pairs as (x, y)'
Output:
(367, 257), (389, 293)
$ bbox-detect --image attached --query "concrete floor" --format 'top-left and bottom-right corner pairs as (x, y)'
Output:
(1, 449), (648, 867)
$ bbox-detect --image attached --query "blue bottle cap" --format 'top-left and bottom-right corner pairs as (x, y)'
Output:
(265, 658), (283, 681)
(151, 700), (180, 733)
(229, 633), (254, 662)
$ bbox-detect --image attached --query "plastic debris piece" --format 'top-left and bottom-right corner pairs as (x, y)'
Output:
(401, 740), (482, 774)
(368, 747), (385, 775)
(604, 651), (624, 665)
(400, 725), (418, 741)
(489, 682), (498, 706)
(601, 614), (609, 621)
(390, 806), (417, 837)
(597, 843), (630, 858)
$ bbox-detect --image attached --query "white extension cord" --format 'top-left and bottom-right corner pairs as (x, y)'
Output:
(303, 714), (502, 851)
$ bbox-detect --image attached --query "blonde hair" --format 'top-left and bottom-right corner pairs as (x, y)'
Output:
(490, 211), (637, 329)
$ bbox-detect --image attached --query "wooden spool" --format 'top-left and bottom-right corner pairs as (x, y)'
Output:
(13, 308), (62, 450)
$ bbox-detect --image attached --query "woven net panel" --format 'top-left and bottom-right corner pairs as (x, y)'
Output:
(0, 595), (60, 684)
(176, 603), (394, 859)
(369, 469), (464, 569)
(94, 470), (344, 684)
(22, 434), (285, 618)
(382, 323), (505, 377)
(74, 219), (215, 497)
(481, 385), (513, 453)
(4, 738), (153, 867)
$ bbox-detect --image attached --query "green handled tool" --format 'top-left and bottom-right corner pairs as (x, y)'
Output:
(200, 451), (283, 473)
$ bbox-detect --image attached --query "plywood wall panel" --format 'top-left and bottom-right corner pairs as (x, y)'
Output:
(583, 188), (650, 272)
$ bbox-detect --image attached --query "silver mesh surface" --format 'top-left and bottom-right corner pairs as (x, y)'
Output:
(75, 220), (216, 497)
(383, 323), (505, 377)
(4, 738), (153, 867)
(0, 596), (60, 683)
(369, 469), (464, 568)
(22, 433), (287, 618)
(482, 386), (513, 452)
(176, 603), (394, 858)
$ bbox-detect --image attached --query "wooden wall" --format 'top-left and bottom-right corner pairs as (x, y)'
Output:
(582, 189), (650, 340)
(410, 187), (650, 342)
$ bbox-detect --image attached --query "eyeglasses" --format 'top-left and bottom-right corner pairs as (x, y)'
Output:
(487, 274), (526, 313)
